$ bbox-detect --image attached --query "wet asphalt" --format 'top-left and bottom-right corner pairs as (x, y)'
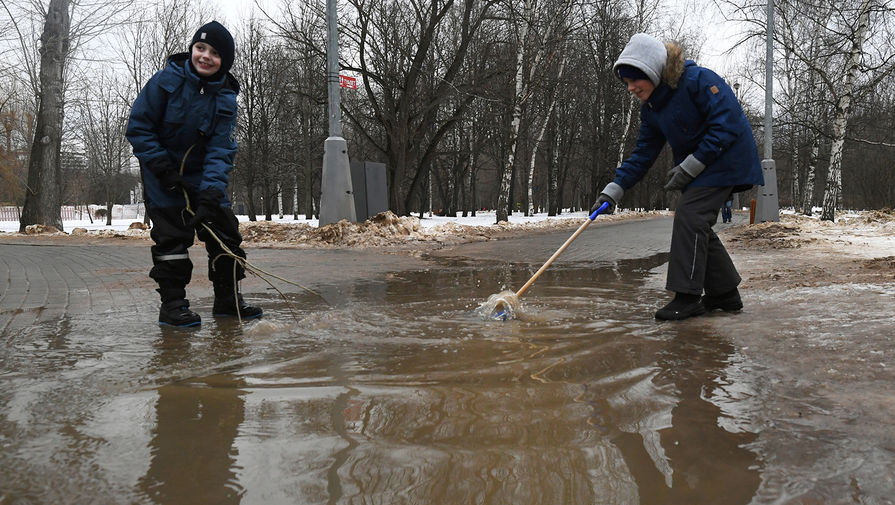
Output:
(0, 215), (677, 333)
(10, 213), (892, 504)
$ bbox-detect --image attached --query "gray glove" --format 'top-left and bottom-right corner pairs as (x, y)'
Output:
(664, 154), (705, 192)
(591, 194), (616, 215)
(591, 182), (624, 215)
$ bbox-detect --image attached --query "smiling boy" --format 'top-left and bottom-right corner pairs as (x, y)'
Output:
(126, 21), (262, 327)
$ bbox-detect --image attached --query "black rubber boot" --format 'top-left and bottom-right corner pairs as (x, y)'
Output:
(156, 287), (200, 327)
(159, 299), (201, 327)
(702, 288), (743, 312)
(655, 292), (706, 321)
(212, 290), (263, 319)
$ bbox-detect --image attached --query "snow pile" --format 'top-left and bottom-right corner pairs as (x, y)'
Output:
(240, 211), (498, 248)
(68, 221), (151, 238)
(725, 211), (895, 255)
(1, 207), (667, 246)
(23, 224), (63, 235)
(237, 211), (593, 248)
(727, 210), (895, 291)
(726, 220), (811, 248)
(782, 210), (895, 258)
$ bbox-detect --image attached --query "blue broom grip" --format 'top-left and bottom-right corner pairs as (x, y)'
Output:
(589, 201), (610, 220)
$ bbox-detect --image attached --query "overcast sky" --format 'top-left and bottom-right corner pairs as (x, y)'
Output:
(209, 0), (281, 25)
(203, 0), (751, 92)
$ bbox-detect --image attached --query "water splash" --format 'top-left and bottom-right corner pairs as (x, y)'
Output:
(475, 290), (522, 321)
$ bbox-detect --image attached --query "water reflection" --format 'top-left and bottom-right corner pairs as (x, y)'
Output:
(601, 324), (761, 504)
(197, 255), (762, 504)
(139, 330), (248, 505)
(1, 252), (764, 505)
(4, 237), (895, 503)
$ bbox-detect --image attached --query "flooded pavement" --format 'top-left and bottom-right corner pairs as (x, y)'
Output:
(1, 216), (894, 504)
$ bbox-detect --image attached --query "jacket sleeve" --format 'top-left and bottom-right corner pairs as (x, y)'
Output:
(688, 68), (744, 168)
(199, 90), (238, 195)
(125, 72), (169, 165)
(614, 109), (667, 190)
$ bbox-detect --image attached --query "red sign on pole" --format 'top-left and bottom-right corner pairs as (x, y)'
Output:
(339, 75), (357, 90)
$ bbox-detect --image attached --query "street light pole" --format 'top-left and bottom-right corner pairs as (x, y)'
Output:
(755, 0), (780, 222)
(733, 82), (742, 210)
(318, 0), (356, 226)
(326, 0), (342, 138)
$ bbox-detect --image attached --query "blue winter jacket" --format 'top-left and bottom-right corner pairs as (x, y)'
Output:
(126, 53), (240, 209)
(614, 60), (763, 192)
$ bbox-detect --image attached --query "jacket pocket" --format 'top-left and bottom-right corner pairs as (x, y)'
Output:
(161, 101), (186, 140)
(213, 94), (237, 137)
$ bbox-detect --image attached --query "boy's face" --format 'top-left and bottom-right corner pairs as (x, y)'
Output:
(191, 42), (222, 77)
(623, 77), (655, 102)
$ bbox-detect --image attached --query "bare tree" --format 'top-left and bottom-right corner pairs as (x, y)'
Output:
(77, 72), (132, 224)
(18, 0), (70, 231)
(341, 0), (500, 216)
(492, 0), (579, 222)
(233, 18), (295, 221)
(721, 0), (895, 221)
(0, 87), (32, 206)
(818, 0), (875, 221)
(3, 0), (136, 231)
(264, 2), (334, 220)
(118, 0), (210, 99)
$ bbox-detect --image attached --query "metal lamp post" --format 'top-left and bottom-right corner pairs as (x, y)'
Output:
(755, 0), (780, 222)
(318, 0), (356, 226)
(732, 82), (742, 211)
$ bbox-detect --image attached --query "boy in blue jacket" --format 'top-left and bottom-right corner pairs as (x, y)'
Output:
(592, 33), (764, 320)
(126, 21), (262, 327)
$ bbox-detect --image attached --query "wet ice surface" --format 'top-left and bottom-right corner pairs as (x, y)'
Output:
(2, 255), (894, 504)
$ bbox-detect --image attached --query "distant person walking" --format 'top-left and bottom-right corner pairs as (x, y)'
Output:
(126, 21), (262, 327)
(591, 33), (763, 320)
(721, 197), (733, 223)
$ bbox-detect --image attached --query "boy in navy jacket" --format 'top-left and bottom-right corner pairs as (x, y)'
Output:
(593, 33), (763, 320)
(127, 21), (261, 326)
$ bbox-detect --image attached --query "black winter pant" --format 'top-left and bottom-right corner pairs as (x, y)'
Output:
(666, 186), (740, 296)
(148, 205), (247, 301)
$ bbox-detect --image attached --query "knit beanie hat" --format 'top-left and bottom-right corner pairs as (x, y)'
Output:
(613, 33), (667, 87)
(615, 64), (651, 83)
(190, 21), (235, 75)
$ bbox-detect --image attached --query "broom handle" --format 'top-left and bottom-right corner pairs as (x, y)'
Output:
(515, 202), (609, 299)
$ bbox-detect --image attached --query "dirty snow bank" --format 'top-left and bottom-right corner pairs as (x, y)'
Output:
(238, 210), (665, 248)
(3, 209), (666, 248)
(722, 209), (895, 290)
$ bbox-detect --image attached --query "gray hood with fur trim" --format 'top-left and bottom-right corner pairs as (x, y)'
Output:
(613, 33), (667, 87)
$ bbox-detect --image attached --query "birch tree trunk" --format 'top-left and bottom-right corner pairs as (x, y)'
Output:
(617, 95), (637, 167)
(547, 129), (559, 216)
(303, 110), (314, 219)
(277, 183), (283, 218)
(293, 179), (299, 220)
(19, 0), (70, 232)
(527, 55), (567, 216)
(790, 139), (800, 213)
(468, 126), (477, 217)
(802, 130), (819, 216)
(496, 0), (572, 222)
(495, 0), (530, 223)
(821, 0), (871, 222)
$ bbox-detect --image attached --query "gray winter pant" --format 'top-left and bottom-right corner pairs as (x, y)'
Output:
(666, 186), (741, 296)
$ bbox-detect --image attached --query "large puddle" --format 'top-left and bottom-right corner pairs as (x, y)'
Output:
(1, 252), (892, 504)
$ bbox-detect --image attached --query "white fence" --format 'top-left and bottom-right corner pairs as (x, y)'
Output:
(0, 204), (145, 222)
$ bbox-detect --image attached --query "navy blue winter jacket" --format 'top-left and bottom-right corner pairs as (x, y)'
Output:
(126, 53), (240, 209)
(614, 60), (763, 192)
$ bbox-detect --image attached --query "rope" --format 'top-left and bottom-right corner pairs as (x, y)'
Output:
(176, 144), (329, 324)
